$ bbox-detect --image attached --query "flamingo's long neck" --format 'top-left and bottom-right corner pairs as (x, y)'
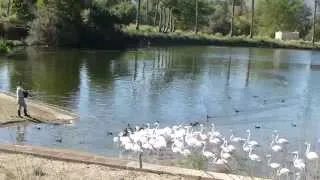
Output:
(200, 126), (204, 133)
(243, 142), (247, 149)
(275, 134), (279, 142)
(306, 144), (310, 154)
(171, 141), (176, 149)
(246, 131), (251, 141)
(293, 153), (299, 161)
(202, 143), (206, 153)
(223, 138), (227, 146)
(270, 135), (275, 147)
(230, 134), (234, 141)
(267, 157), (271, 165)
(211, 124), (215, 133)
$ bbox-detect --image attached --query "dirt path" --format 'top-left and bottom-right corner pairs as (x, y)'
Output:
(0, 153), (191, 180)
(0, 144), (270, 180)
(0, 92), (78, 126)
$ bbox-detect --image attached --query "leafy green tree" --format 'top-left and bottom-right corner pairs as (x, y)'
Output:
(12, 0), (36, 21)
(208, 1), (230, 35)
(160, 0), (212, 30)
(110, 1), (136, 25)
(256, 0), (309, 37)
(28, 0), (82, 46)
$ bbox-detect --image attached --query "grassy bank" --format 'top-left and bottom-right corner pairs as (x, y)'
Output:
(0, 39), (13, 55)
(0, 39), (25, 56)
(123, 25), (320, 50)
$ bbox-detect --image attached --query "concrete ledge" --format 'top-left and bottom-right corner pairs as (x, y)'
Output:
(0, 144), (270, 180)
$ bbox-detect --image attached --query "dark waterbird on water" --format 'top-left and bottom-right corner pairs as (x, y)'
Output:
(189, 121), (200, 127)
(55, 137), (62, 143)
(234, 109), (240, 113)
(118, 123), (148, 137)
(107, 132), (113, 136)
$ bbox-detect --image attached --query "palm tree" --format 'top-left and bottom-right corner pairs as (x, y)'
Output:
(312, 0), (317, 45)
(136, 0), (141, 30)
(249, 0), (254, 39)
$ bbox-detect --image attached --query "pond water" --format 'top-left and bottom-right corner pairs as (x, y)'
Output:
(0, 46), (320, 177)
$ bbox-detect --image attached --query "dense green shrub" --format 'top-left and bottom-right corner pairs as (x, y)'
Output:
(0, 39), (13, 54)
(110, 1), (136, 25)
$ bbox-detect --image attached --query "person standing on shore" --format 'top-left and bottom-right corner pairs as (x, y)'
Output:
(16, 82), (29, 117)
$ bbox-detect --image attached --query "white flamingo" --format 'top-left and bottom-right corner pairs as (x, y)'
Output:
(270, 135), (282, 152)
(277, 167), (290, 179)
(171, 141), (181, 153)
(196, 124), (208, 141)
(248, 147), (261, 162)
(273, 130), (288, 145)
(266, 154), (281, 169)
(229, 130), (245, 143)
(266, 154), (280, 179)
(180, 148), (191, 156)
(220, 138), (235, 153)
(209, 134), (222, 145)
(221, 150), (232, 160)
(202, 143), (216, 159)
(209, 123), (222, 138)
(212, 157), (228, 165)
(246, 129), (259, 147)
(305, 142), (319, 160)
(292, 151), (306, 171)
(242, 141), (251, 152)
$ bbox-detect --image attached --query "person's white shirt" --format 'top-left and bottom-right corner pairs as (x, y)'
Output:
(16, 86), (24, 99)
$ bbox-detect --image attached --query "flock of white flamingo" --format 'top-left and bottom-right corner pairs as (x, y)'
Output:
(113, 122), (319, 180)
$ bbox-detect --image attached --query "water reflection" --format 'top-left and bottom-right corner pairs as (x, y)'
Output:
(0, 46), (320, 175)
(16, 124), (26, 144)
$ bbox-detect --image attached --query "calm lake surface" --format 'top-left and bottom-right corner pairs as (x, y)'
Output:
(1, 46), (320, 175)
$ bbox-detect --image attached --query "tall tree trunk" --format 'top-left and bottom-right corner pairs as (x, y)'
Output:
(312, 0), (317, 45)
(154, 0), (160, 26)
(230, 0), (235, 37)
(164, 8), (168, 32)
(249, 0), (254, 39)
(158, 7), (163, 32)
(172, 18), (175, 32)
(145, 0), (149, 24)
(166, 8), (171, 32)
(136, 0), (141, 30)
(7, 0), (12, 16)
(169, 8), (173, 32)
(195, 0), (198, 34)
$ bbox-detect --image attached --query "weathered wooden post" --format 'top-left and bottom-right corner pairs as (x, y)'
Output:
(139, 152), (143, 168)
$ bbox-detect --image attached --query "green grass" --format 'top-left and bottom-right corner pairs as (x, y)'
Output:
(0, 39), (13, 55)
(123, 24), (320, 50)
